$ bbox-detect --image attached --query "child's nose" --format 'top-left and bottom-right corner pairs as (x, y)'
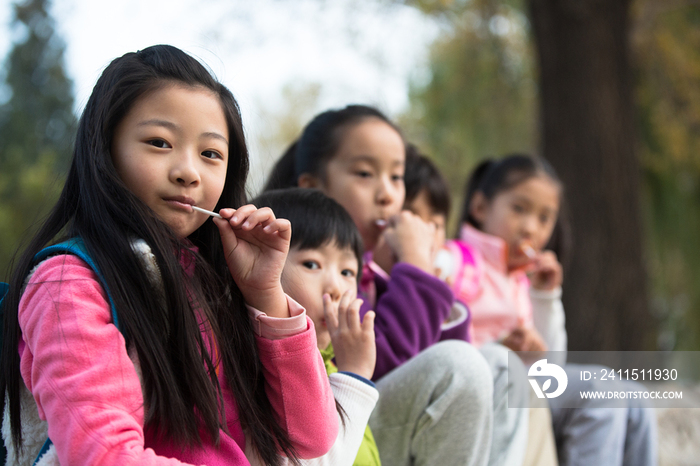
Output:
(376, 176), (396, 206)
(323, 274), (342, 302)
(170, 150), (201, 186)
(522, 214), (538, 237)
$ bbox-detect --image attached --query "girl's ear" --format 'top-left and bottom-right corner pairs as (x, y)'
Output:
(469, 191), (489, 225)
(298, 173), (320, 188)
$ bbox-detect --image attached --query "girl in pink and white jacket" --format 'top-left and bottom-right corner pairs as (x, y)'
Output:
(0, 45), (337, 466)
(448, 154), (656, 466)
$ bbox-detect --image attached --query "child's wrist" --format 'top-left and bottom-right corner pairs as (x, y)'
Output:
(337, 371), (376, 387)
(335, 360), (374, 380)
(244, 287), (289, 318)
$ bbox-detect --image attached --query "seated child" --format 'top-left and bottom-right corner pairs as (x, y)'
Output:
(402, 145), (559, 466)
(253, 188), (381, 466)
(265, 105), (495, 466)
(450, 153), (656, 466)
(404, 144), (557, 466)
(401, 143), (469, 338)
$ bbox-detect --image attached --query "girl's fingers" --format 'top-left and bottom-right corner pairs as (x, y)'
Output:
(219, 205), (290, 244)
(337, 290), (353, 329)
(323, 294), (339, 332)
(218, 207), (237, 219)
(263, 218), (292, 241)
(387, 213), (400, 228)
(235, 206), (275, 230)
(361, 309), (375, 333)
(345, 298), (363, 332)
(213, 216), (238, 250)
(226, 204), (257, 226)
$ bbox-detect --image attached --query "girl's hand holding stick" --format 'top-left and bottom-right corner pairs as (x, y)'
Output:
(213, 204), (291, 317)
(527, 250), (563, 291)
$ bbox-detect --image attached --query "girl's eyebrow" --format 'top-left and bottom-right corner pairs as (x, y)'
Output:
(137, 118), (178, 130)
(348, 155), (404, 167)
(137, 119), (228, 146)
(511, 194), (533, 205)
(348, 155), (378, 164)
(512, 194), (558, 214)
(202, 131), (229, 146)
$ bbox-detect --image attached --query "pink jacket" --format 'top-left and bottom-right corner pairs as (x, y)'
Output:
(18, 254), (338, 465)
(446, 225), (533, 348)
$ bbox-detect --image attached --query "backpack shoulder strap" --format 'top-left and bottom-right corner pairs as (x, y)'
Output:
(29, 238), (122, 464)
(0, 282), (8, 311)
(32, 238), (121, 332)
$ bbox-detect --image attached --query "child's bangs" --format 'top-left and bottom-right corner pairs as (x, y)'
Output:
(251, 188), (364, 269)
(294, 216), (362, 261)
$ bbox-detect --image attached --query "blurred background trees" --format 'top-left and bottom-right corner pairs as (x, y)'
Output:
(527, 0), (651, 351)
(399, 0), (700, 351)
(0, 0), (75, 281)
(633, 1), (700, 351)
(1, 0), (699, 350)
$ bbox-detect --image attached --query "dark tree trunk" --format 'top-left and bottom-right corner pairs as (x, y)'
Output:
(528, 0), (653, 350)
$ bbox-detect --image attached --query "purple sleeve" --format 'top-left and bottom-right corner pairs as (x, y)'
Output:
(439, 300), (472, 343)
(359, 263), (454, 381)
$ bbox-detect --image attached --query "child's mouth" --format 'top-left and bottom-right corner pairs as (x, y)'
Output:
(374, 219), (388, 229)
(163, 195), (196, 212)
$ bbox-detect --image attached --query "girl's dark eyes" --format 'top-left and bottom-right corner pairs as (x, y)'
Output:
(202, 150), (223, 160)
(512, 204), (526, 213)
(391, 174), (404, 182)
(355, 171), (372, 178)
(148, 139), (170, 149)
(302, 260), (320, 270)
(341, 269), (356, 278)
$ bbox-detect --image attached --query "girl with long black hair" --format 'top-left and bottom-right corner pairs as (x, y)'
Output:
(0, 45), (337, 466)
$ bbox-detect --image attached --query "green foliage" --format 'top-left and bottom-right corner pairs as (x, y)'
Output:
(400, 0), (536, 229)
(0, 152), (64, 281)
(404, 0), (700, 348)
(250, 82), (323, 194)
(0, 0), (75, 280)
(634, 1), (700, 349)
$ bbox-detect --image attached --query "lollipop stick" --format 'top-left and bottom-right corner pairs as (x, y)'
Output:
(192, 205), (222, 219)
(521, 243), (537, 259)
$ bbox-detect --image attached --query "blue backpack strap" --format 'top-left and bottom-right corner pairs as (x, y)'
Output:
(0, 282), (8, 318)
(33, 438), (52, 465)
(28, 238), (123, 465)
(33, 238), (120, 332)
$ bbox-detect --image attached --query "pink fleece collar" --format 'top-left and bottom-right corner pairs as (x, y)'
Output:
(460, 224), (509, 274)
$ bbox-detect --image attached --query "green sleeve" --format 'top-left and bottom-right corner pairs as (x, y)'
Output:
(353, 425), (382, 466)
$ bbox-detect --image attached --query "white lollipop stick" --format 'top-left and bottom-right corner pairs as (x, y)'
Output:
(191, 205), (222, 219)
(520, 243), (537, 259)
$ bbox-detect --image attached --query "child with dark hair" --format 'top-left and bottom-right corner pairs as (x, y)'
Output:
(451, 153), (657, 466)
(404, 144), (451, 224)
(402, 146), (559, 466)
(252, 188), (380, 466)
(401, 143), (452, 280)
(265, 104), (526, 466)
(0, 45), (337, 465)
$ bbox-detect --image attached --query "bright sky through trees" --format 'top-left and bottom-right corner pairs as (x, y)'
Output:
(0, 0), (439, 145)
